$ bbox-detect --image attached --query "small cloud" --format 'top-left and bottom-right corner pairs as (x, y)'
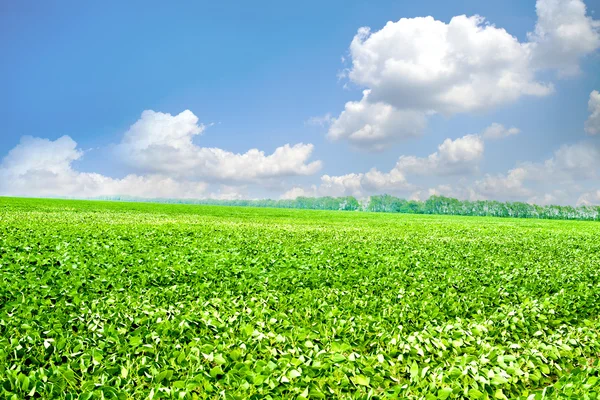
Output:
(336, 68), (349, 82)
(585, 90), (600, 135)
(482, 123), (521, 140)
(305, 113), (334, 127)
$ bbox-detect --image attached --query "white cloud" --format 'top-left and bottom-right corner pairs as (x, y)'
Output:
(207, 185), (247, 200)
(299, 171), (408, 198)
(548, 142), (600, 179)
(348, 15), (553, 115)
(305, 113), (335, 127)
(317, 174), (370, 198)
(287, 134), (483, 198)
(400, 141), (600, 205)
(409, 188), (438, 202)
(482, 123), (521, 140)
(282, 168), (414, 199)
(329, 0), (599, 151)
(283, 137), (598, 205)
(0, 136), (209, 198)
(280, 186), (317, 200)
(307, 139), (598, 204)
(585, 90), (600, 135)
(395, 134), (484, 176)
(1, 110), (324, 199)
(527, 190), (569, 206)
(475, 167), (534, 200)
(475, 142), (600, 201)
(104, 175), (209, 199)
(1, 136), (83, 177)
(527, 0), (600, 75)
(319, 168), (413, 197)
(410, 184), (484, 202)
(119, 109), (206, 152)
(118, 110), (322, 181)
(327, 90), (427, 151)
(577, 190), (600, 205)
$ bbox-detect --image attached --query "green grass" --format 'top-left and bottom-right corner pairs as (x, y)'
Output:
(1, 197), (599, 399)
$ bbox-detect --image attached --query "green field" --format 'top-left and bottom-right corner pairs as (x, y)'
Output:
(1, 198), (599, 399)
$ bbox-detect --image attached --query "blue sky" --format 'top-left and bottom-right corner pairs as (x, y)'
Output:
(1, 0), (600, 205)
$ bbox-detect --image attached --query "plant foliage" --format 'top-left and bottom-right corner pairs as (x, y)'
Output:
(1, 198), (599, 399)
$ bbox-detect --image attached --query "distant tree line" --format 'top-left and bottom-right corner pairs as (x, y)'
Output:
(94, 194), (600, 221)
(367, 195), (600, 221)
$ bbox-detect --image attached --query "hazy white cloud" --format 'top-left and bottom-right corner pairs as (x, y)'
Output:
(527, 190), (570, 206)
(285, 134), (483, 199)
(1, 136), (83, 177)
(283, 137), (600, 205)
(306, 113), (335, 127)
(0, 136), (209, 198)
(395, 134), (484, 176)
(207, 185), (247, 200)
(316, 174), (369, 198)
(282, 168), (414, 199)
(317, 134), (484, 197)
(405, 141), (600, 205)
(475, 167), (535, 200)
(482, 123), (521, 140)
(523, 142), (600, 182)
(410, 184), (484, 202)
(118, 110), (322, 181)
(320, 168), (414, 197)
(409, 188), (439, 202)
(280, 186), (317, 200)
(585, 90), (600, 135)
(475, 142), (600, 201)
(577, 190), (600, 205)
(527, 0), (600, 75)
(327, 90), (427, 151)
(106, 175), (209, 199)
(282, 172), (414, 199)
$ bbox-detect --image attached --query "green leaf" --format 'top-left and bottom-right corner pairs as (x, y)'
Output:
(410, 362), (419, 379)
(214, 354), (227, 365)
(491, 375), (509, 385)
(288, 369), (301, 379)
(352, 375), (370, 387)
(438, 387), (453, 399)
(210, 366), (224, 379)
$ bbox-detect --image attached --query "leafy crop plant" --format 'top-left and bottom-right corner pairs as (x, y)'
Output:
(1, 197), (599, 399)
